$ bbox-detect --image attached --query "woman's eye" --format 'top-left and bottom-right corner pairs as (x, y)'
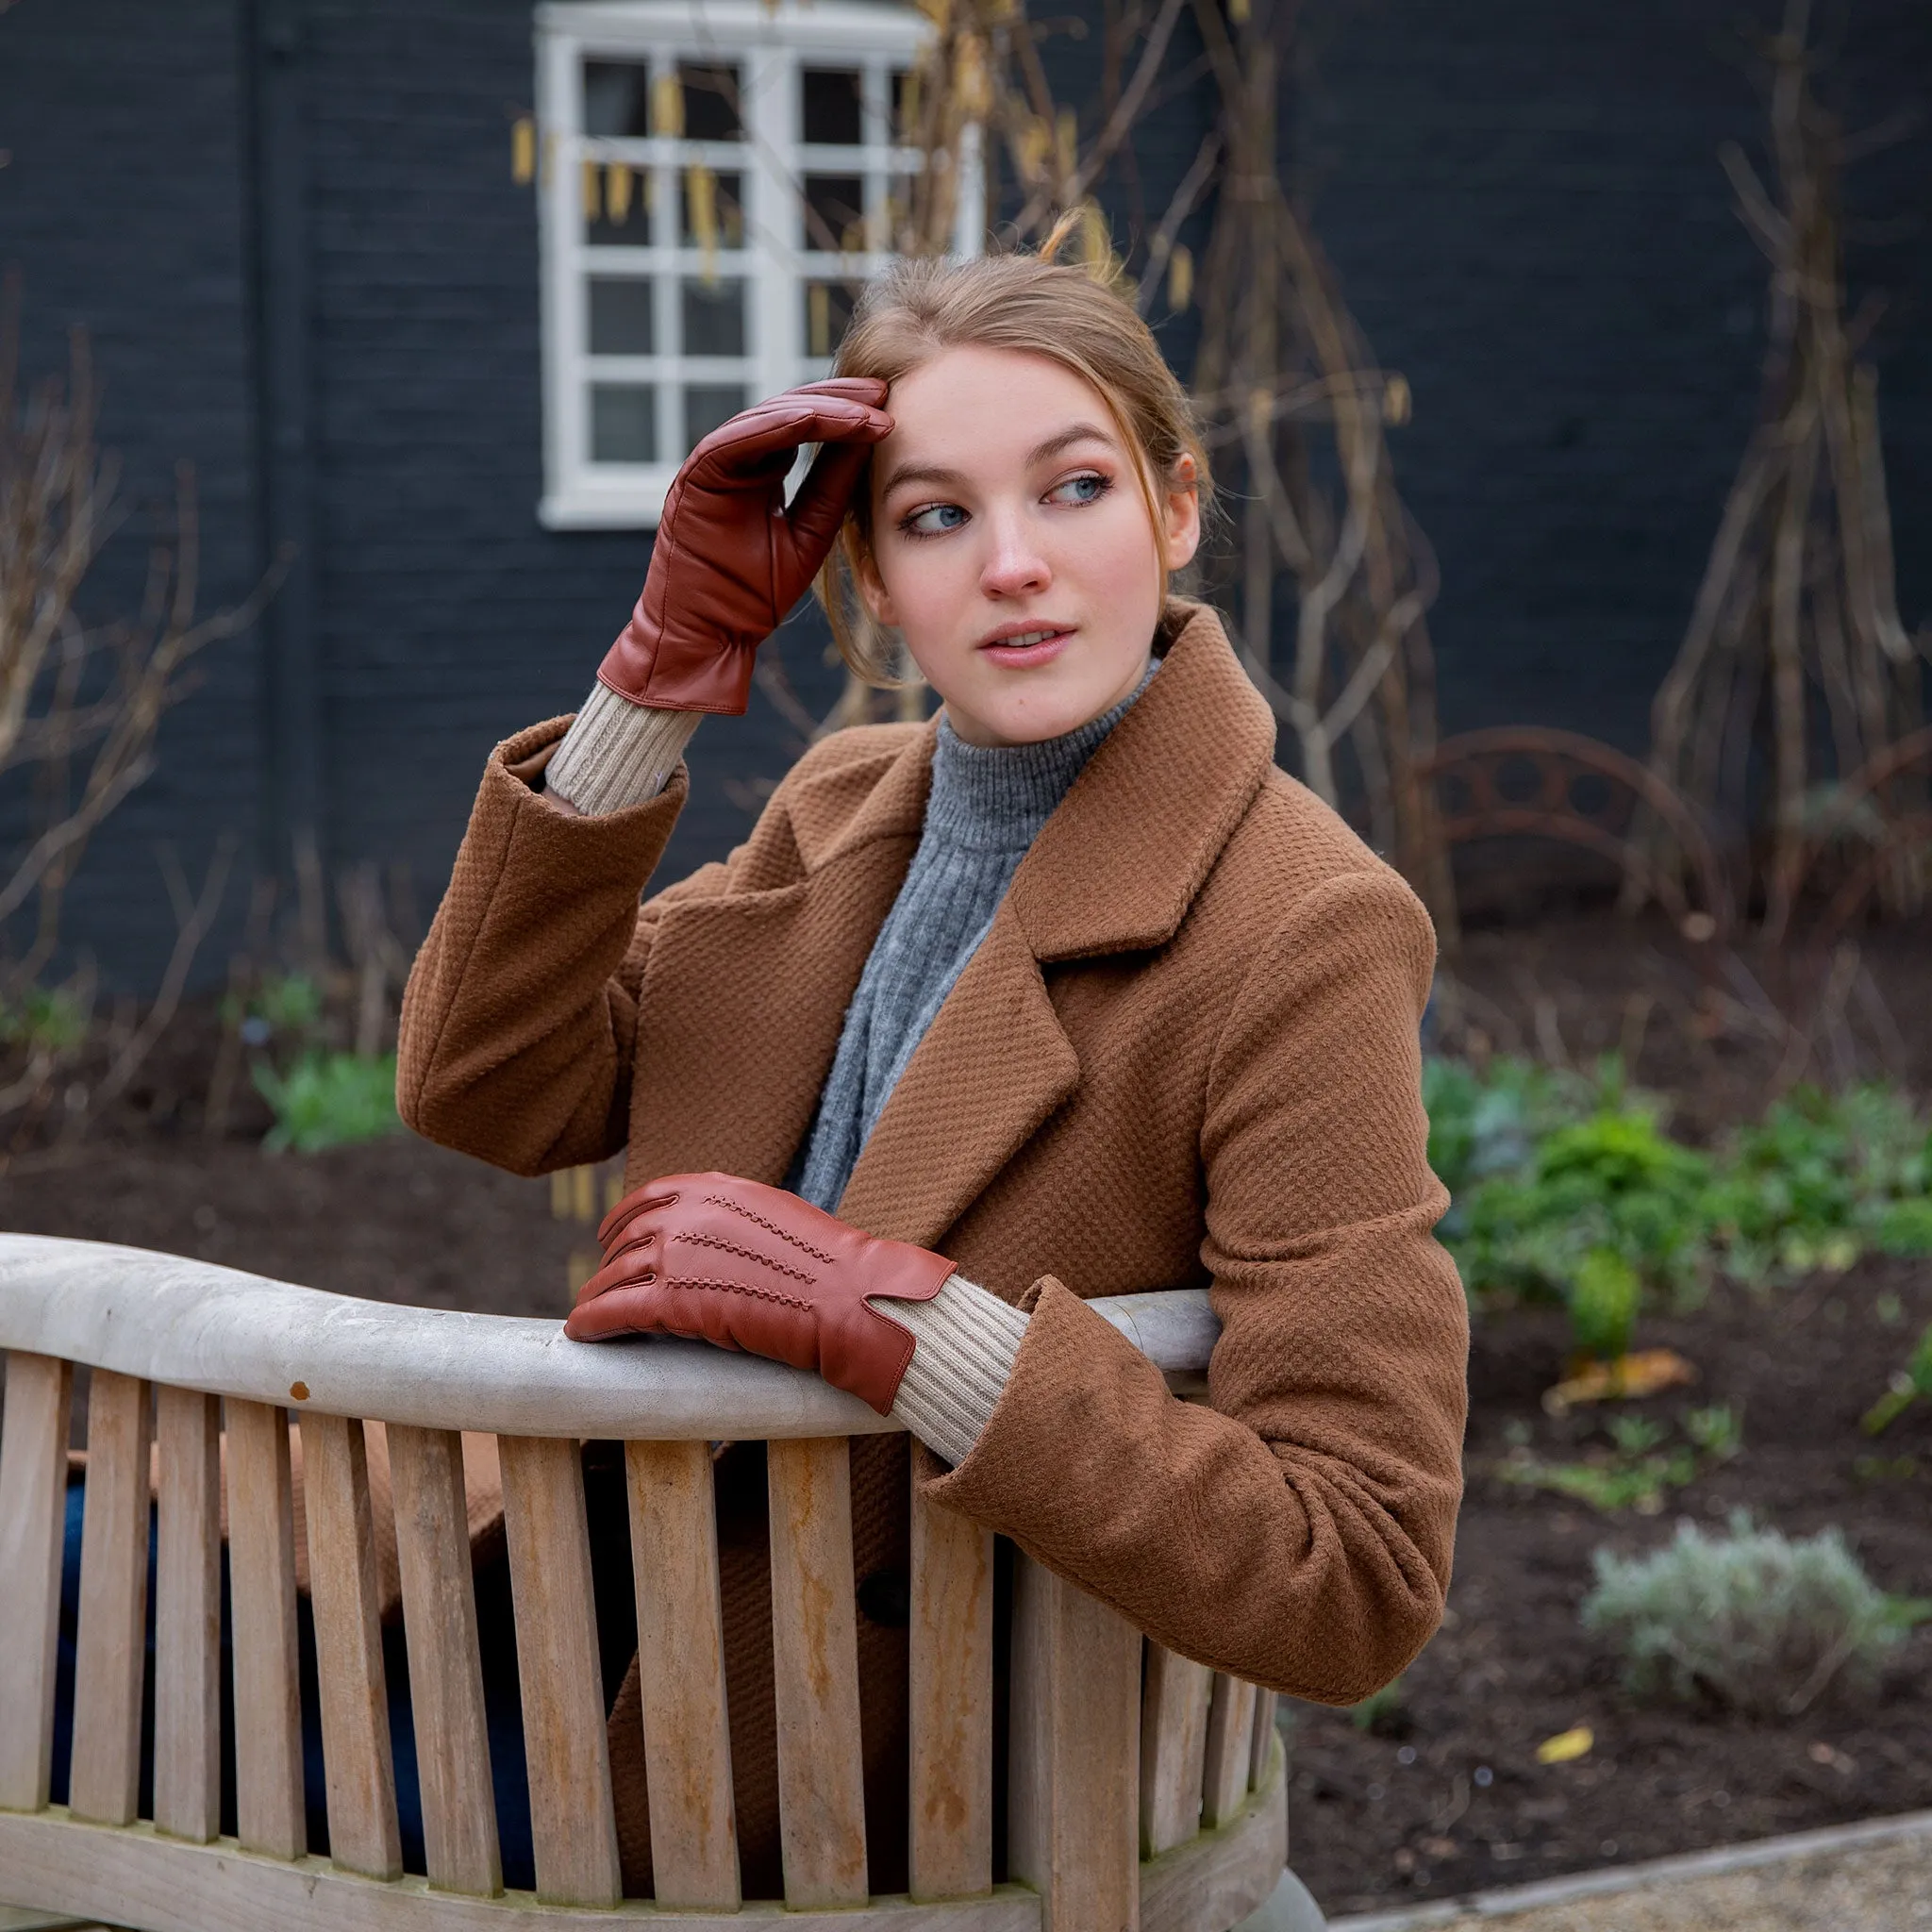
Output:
(1048, 472), (1112, 507)
(903, 502), (969, 537)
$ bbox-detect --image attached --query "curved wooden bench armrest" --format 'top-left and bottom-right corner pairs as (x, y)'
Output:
(0, 1235), (1219, 1436)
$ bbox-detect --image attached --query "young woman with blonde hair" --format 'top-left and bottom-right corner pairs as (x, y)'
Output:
(400, 238), (1468, 1899)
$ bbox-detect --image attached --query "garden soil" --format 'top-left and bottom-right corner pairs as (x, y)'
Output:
(1, 909), (1929, 1917)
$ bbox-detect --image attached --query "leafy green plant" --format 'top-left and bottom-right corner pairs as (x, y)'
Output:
(253, 1051), (400, 1154)
(1581, 1512), (1930, 1715)
(1500, 1405), (1740, 1516)
(1861, 1324), (1932, 1437)
(1423, 1055), (1595, 1212)
(0, 985), (89, 1054)
(1347, 1674), (1410, 1738)
(1703, 1086), (1932, 1284)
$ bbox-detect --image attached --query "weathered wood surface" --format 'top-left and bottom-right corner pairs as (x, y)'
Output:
(908, 1443), (994, 1900)
(766, 1435), (870, 1907)
(224, 1398), (307, 1858)
(0, 1236), (1214, 1437)
(0, 1351), (73, 1811)
(1140, 1644), (1213, 1857)
(154, 1385), (223, 1842)
(623, 1438), (739, 1907)
(1200, 1675), (1258, 1831)
(497, 1434), (622, 1907)
(0, 1810), (1045, 1932)
(1139, 1738), (1288, 1932)
(388, 1424), (501, 1897)
(1248, 1689), (1278, 1794)
(300, 1411), (402, 1881)
(1008, 1556), (1141, 1932)
(68, 1370), (152, 1826)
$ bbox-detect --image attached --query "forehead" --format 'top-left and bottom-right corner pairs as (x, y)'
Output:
(878, 345), (1119, 475)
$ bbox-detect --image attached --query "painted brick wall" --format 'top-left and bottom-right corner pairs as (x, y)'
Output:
(1302, 0), (1932, 749)
(0, 0), (264, 990)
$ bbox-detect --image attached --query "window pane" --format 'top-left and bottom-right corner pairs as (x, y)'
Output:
(802, 68), (862, 145)
(585, 163), (652, 246)
(589, 278), (656, 355)
(681, 169), (745, 250)
(583, 60), (650, 138)
(803, 175), (865, 253)
(684, 384), (748, 452)
(681, 279), (747, 358)
(591, 384), (658, 463)
(803, 279), (863, 358)
(680, 61), (741, 142)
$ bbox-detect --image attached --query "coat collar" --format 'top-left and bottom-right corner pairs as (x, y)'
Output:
(787, 601), (1276, 958)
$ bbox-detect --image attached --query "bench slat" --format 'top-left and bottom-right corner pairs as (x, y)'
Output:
(1248, 1688), (1278, 1791)
(1008, 1556), (1141, 1932)
(225, 1400), (306, 1857)
(388, 1424), (501, 1897)
(766, 1435), (869, 1907)
(69, 1370), (152, 1825)
(1140, 1643), (1212, 1857)
(497, 1434), (621, 1907)
(300, 1412), (402, 1880)
(1200, 1674), (1257, 1829)
(624, 1438), (739, 1907)
(908, 1443), (993, 1899)
(154, 1386), (222, 1842)
(0, 1352), (73, 1810)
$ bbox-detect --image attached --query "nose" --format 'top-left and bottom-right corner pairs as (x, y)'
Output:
(977, 506), (1053, 601)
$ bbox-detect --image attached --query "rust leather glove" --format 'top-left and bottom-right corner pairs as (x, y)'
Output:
(563, 1171), (957, 1414)
(597, 377), (892, 715)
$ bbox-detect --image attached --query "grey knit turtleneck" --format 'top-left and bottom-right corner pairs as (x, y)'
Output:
(792, 663), (1156, 1213)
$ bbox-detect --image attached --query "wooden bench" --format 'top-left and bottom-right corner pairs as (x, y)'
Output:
(0, 1235), (1287, 1931)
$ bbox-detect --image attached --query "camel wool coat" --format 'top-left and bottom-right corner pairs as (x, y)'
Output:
(397, 601), (1469, 1898)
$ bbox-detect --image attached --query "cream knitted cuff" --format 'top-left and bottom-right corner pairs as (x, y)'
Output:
(871, 1272), (1029, 1469)
(543, 681), (701, 815)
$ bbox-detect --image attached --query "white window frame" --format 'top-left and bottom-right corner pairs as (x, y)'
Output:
(535, 0), (974, 529)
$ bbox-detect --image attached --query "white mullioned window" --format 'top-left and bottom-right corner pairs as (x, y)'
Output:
(535, 0), (974, 529)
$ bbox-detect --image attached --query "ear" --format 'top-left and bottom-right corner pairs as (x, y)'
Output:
(851, 536), (899, 630)
(1160, 453), (1202, 573)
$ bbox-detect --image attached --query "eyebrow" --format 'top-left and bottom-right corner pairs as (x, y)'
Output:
(876, 421), (1118, 501)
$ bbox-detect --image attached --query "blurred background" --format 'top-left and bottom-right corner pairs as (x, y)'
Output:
(1, 0), (1929, 1920)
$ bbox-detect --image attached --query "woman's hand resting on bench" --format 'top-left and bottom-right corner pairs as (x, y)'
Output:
(564, 1171), (958, 1415)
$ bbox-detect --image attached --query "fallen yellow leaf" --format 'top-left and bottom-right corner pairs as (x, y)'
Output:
(1537, 1725), (1594, 1765)
(1544, 1349), (1698, 1413)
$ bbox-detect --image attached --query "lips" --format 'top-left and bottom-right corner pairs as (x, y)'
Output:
(978, 625), (1074, 671)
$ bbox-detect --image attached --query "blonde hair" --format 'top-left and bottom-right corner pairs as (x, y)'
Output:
(817, 225), (1211, 685)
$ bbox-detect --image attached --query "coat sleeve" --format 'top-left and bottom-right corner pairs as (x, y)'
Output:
(925, 866), (1468, 1705)
(396, 716), (725, 1176)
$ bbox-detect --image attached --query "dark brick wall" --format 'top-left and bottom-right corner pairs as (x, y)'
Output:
(0, 0), (263, 989)
(1, 0), (1926, 988)
(1302, 0), (1932, 749)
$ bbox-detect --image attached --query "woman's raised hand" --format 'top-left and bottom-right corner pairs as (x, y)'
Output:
(596, 378), (892, 715)
(563, 1170), (955, 1414)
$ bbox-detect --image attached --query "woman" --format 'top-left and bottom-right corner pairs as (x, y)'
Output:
(399, 242), (1467, 1897)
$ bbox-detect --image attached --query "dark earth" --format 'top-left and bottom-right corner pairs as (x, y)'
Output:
(2, 905), (1930, 1917)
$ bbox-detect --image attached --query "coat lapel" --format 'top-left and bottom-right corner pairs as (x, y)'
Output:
(624, 730), (933, 1189)
(836, 605), (1277, 1249)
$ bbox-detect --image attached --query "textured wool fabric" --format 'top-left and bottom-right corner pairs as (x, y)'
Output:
(398, 601), (1470, 1899)
(794, 661), (1153, 1212)
(543, 679), (700, 814)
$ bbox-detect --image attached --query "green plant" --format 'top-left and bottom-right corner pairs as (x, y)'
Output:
(1861, 1324), (1932, 1437)
(253, 1051), (400, 1154)
(1423, 1055), (1595, 1210)
(1704, 1086), (1932, 1284)
(1452, 1104), (1712, 1357)
(1347, 1674), (1409, 1738)
(0, 985), (88, 1053)
(1581, 1511), (1930, 1715)
(1500, 1405), (1740, 1516)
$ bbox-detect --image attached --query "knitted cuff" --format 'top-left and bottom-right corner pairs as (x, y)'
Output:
(870, 1273), (1029, 1469)
(543, 681), (701, 815)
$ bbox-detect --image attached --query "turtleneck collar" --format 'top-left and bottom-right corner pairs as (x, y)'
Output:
(924, 658), (1158, 856)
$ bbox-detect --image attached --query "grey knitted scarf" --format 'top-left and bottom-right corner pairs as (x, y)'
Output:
(791, 661), (1156, 1211)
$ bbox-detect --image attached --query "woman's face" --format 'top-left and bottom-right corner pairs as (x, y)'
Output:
(854, 345), (1200, 747)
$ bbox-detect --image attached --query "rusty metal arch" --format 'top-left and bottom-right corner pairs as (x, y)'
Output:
(1422, 727), (1733, 936)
